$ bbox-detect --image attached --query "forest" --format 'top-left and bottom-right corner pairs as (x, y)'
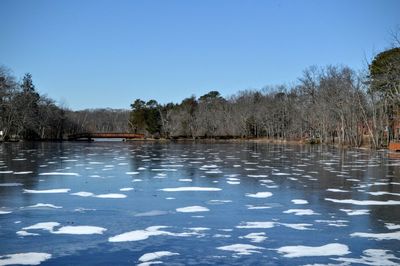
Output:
(0, 46), (399, 148)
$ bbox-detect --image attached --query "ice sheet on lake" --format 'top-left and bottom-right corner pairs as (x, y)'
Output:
(245, 192), (273, 198)
(334, 249), (400, 266)
(159, 187), (221, 192)
(350, 231), (400, 240)
(23, 188), (71, 194)
(325, 198), (400, 205)
(138, 251), (179, 262)
(176, 206), (210, 213)
(283, 209), (319, 215)
(0, 252), (52, 265)
(217, 244), (265, 255)
(276, 243), (350, 258)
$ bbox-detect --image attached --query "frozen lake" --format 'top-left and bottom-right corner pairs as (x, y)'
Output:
(0, 141), (400, 265)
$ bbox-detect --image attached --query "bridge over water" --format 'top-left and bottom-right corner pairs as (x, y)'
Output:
(68, 133), (145, 141)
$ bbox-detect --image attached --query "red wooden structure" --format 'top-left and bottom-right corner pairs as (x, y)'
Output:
(68, 133), (145, 140)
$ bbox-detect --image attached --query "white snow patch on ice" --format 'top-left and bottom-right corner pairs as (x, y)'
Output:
(159, 187), (221, 192)
(283, 209), (319, 215)
(176, 206), (209, 213)
(276, 243), (350, 258)
(23, 188), (70, 194)
(217, 244), (265, 255)
(334, 249), (400, 266)
(340, 209), (370, 216)
(325, 198), (400, 205)
(38, 172), (79, 176)
(291, 199), (309, 205)
(240, 232), (267, 243)
(95, 193), (127, 198)
(351, 231), (400, 240)
(245, 192), (273, 198)
(0, 252), (51, 265)
(71, 191), (94, 197)
(138, 251), (179, 262)
(236, 221), (275, 229)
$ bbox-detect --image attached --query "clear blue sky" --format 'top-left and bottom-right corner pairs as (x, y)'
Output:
(1, 0), (399, 110)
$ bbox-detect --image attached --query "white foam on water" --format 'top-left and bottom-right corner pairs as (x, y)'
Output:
(216, 244), (265, 255)
(53, 226), (106, 235)
(291, 199), (309, 205)
(13, 171), (33, 175)
(385, 223), (400, 230)
(119, 187), (134, 191)
(71, 191), (94, 197)
(176, 206), (209, 213)
(283, 209), (319, 215)
(227, 181), (240, 185)
(340, 209), (370, 216)
(236, 221), (275, 229)
(351, 231), (400, 240)
(95, 193), (127, 198)
(208, 200), (232, 204)
(0, 183), (22, 187)
(245, 192), (273, 198)
(132, 179), (143, 182)
(325, 198), (400, 205)
(0, 252), (52, 265)
(240, 232), (267, 243)
(23, 189), (70, 194)
(0, 211), (12, 214)
(138, 251), (179, 262)
(27, 203), (62, 209)
(0, 171), (13, 174)
(38, 172), (79, 176)
(205, 170), (223, 174)
(327, 189), (350, 193)
(159, 187), (221, 192)
(334, 249), (400, 266)
(276, 243), (350, 258)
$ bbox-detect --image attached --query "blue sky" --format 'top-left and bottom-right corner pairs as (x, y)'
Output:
(1, 0), (399, 110)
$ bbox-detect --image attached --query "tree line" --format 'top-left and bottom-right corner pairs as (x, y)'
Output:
(0, 66), (129, 141)
(130, 47), (400, 148)
(1, 46), (399, 147)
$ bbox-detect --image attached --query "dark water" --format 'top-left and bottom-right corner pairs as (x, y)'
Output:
(0, 141), (400, 265)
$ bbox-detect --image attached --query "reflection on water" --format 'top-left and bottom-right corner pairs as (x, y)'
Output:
(0, 141), (400, 265)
